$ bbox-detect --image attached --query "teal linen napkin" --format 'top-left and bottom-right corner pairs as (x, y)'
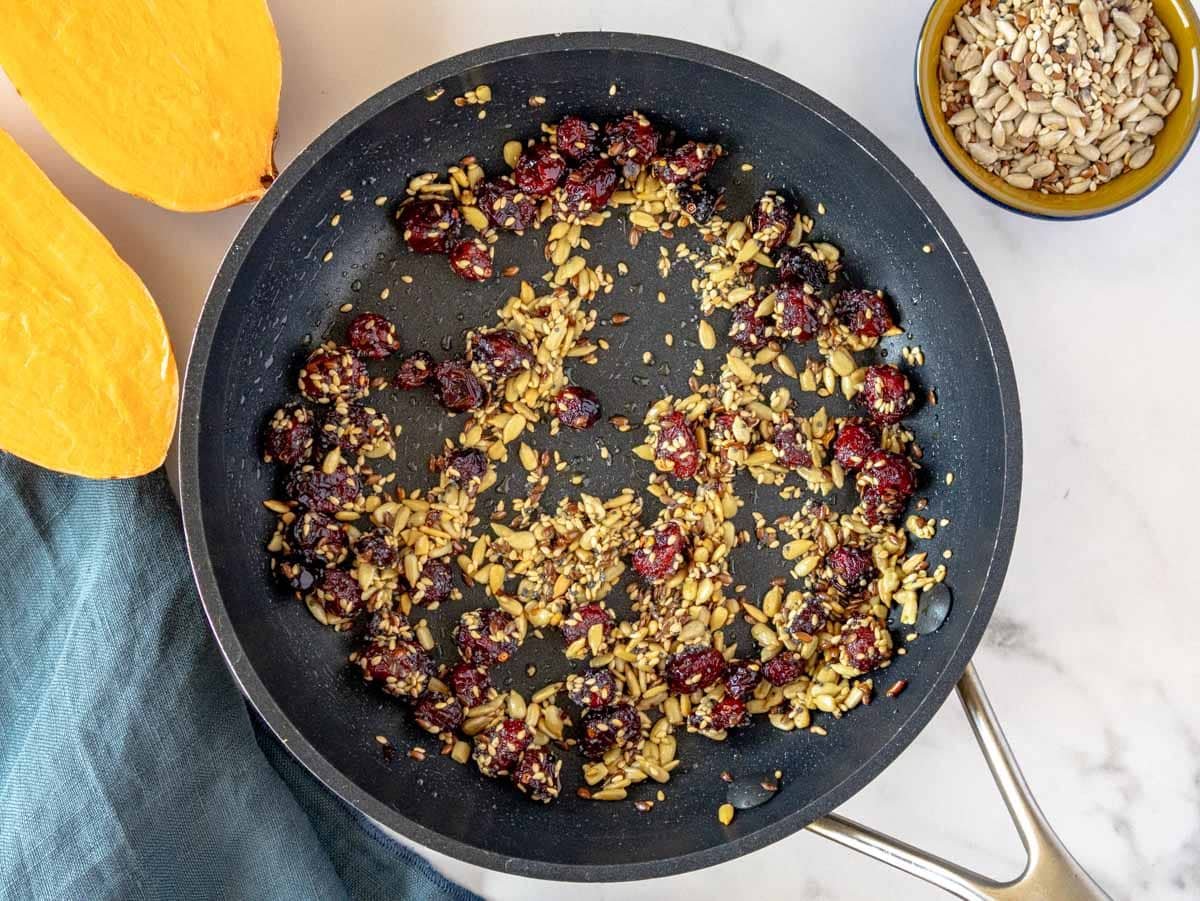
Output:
(0, 457), (478, 901)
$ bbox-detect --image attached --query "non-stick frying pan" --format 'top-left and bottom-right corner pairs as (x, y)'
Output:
(179, 33), (1103, 898)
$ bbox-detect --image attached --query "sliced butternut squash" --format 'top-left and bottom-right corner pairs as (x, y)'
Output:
(0, 129), (178, 478)
(0, 0), (281, 212)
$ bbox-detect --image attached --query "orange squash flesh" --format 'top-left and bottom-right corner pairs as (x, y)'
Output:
(0, 129), (178, 478)
(0, 0), (281, 212)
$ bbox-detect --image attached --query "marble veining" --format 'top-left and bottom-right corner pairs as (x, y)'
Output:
(4, 2), (1193, 897)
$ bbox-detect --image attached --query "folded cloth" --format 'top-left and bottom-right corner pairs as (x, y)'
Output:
(0, 458), (478, 901)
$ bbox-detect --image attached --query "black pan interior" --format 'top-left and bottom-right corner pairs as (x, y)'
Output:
(180, 34), (1020, 881)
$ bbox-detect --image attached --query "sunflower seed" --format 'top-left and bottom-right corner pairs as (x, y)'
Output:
(1051, 96), (1084, 119)
(968, 142), (1000, 166)
(1099, 130), (1129, 155)
(1027, 158), (1056, 179)
(1136, 115), (1164, 136)
(1079, 0), (1103, 44)
(1105, 140), (1131, 162)
(1163, 41), (1179, 72)
(1111, 10), (1140, 39)
(1142, 94), (1167, 116)
(948, 107), (977, 127)
(1128, 145), (1155, 169)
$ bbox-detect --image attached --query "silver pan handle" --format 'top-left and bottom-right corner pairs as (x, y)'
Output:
(806, 662), (1110, 900)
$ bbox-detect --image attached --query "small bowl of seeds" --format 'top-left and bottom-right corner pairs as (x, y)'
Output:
(916, 0), (1200, 218)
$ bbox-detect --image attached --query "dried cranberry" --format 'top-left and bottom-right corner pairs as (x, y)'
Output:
(447, 238), (494, 281)
(511, 746), (562, 802)
(690, 694), (748, 732)
(630, 521), (687, 583)
(707, 410), (748, 460)
(861, 450), (917, 496)
(833, 419), (880, 471)
(308, 569), (363, 620)
(285, 464), (362, 514)
(654, 411), (700, 480)
(839, 616), (893, 673)
(724, 660), (762, 701)
(436, 447), (489, 493)
(560, 603), (615, 645)
(353, 637), (433, 700)
(773, 284), (828, 342)
(263, 402), (315, 465)
(475, 177), (539, 231)
(856, 450), (916, 523)
(826, 545), (876, 596)
(354, 527), (399, 568)
(454, 608), (519, 665)
(772, 416), (812, 469)
(397, 198), (461, 254)
(651, 141), (719, 184)
(288, 512), (348, 567)
(316, 402), (391, 456)
(857, 487), (894, 525)
(410, 559), (453, 606)
(604, 112), (660, 176)
(665, 646), (726, 694)
(468, 328), (532, 380)
(394, 351), (436, 389)
(555, 115), (598, 161)
(553, 385), (601, 430)
(368, 609), (415, 640)
(562, 157), (618, 216)
(836, 289), (895, 339)
(858, 365), (914, 424)
(713, 695), (749, 729)
(579, 702), (641, 759)
(777, 248), (829, 292)
(762, 651), (806, 686)
(566, 668), (618, 709)
(678, 182), (723, 223)
(298, 343), (369, 404)
(473, 718), (533, 777)
(347, 312), (401, 359)
(784, 594), (830, 638)
(413, 692), (465, 736)
(752, 191), (795, 250)
(729, 301), (770, 350)
(433, 359), (488, 412)
(514, 142), (567, 196)
(449, 663), (493, 707)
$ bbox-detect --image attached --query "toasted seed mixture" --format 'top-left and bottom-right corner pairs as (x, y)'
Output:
(937, 0), (1181, 194)
(259, 97), (949, 807)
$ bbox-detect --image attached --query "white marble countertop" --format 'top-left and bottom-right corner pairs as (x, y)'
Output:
(4, 2), (1195, 898)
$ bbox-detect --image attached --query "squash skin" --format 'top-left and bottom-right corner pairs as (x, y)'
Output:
(0, 128), (178, 478)
(0, 0), (281, 212)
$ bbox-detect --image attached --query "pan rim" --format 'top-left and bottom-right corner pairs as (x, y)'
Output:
(179, 31), (1022, 882)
